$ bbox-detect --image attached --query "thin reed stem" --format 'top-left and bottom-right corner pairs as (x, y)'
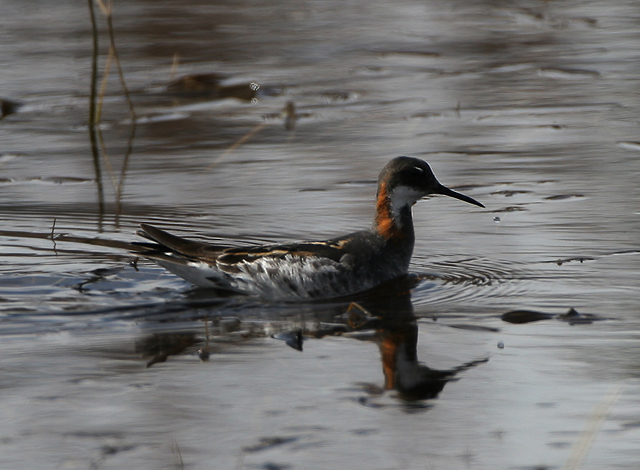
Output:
(104, 1), (136, 121)
(87, 0), (105, 222)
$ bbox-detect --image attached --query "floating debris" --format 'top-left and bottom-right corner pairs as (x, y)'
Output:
(376, 49), (441, 58)
(537, 124), (566, 130)
(538, 68), (600, 80)
(617, 141), (640, 152)
(259, 462), (291, 470)
(447, 324), (500, 333)
(0, 97), (21, 120)
(197, 348), (210, 361)
(165, 73), (259, 101)
(242, 436), (298, 453)
(490, 190), (532, 197)
(320, 90), (354, 103)
(262, 100), (312, 131)
(544, 194), (584, 201)
(73, 266), (126, 291)
(558, 308), (596, 325)
(166, 73), (225, 93)
(34, 176), (95, 185)
(552, 256), (596, 266)
(283, 100), (296, 131)
(501, 308), (597, 325)
(492, 206), (528, 213)
(271, 329), (304, 351)
(501, 310), (555, 324)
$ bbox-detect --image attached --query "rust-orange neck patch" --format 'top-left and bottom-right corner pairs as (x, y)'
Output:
(375, 182), (404, 240)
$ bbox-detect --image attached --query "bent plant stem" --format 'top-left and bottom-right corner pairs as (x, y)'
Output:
(93, 0), (137, 224)
(104, 0), (137, 222)
(88, 0), (105, 223)
(95, 46), (114, 125)
(208, 100), (297, 170)
(115, 116), (136, 226)
(207, 121), (267, 170)
(169, 52), (180, 81)
(50, 218), (58, 254)
(104, 2), (136, 121)
(95, 47), (122, 192)
(96, 48), (119, 191)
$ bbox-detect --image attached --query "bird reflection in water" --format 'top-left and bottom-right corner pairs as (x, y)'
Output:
(135, 332), (198, 368)
(133, 284), (487, 403)
(346, 288), (488, 402)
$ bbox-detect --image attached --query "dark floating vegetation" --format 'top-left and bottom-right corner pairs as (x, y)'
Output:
(271, 329), (304, 351)
(165, 73), (260, 101)
(501, 309), (554, 324)
(501, 308), (599, 325)
(0, 97), (21, 120)
(544, 194), (585, 201)
(242, 436), (299, 453)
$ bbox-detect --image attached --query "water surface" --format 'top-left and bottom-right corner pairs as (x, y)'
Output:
(1, 1), (639, 469)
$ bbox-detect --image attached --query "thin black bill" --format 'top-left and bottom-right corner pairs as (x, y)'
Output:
(436, 184), (485, 208)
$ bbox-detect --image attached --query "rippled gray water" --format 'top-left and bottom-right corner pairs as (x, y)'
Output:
(1, 1), (639, 469)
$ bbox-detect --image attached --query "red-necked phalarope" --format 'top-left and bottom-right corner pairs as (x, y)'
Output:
(135, 157), (484, 299)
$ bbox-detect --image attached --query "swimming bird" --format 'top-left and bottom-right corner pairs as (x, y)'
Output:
(135, 157), (484, 299)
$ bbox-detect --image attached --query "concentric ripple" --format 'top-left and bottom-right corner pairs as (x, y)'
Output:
(410, 257), (547, 310)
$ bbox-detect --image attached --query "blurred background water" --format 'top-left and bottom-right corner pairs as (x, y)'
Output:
(0, 1), (639, 469)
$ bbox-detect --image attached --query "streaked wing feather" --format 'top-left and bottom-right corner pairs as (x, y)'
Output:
(137, 223), (226, 262)
(137, 224), (357, 283)
(217, 239), (349, 266)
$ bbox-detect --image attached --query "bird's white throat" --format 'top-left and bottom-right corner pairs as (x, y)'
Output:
(388, 186), (424, 221)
